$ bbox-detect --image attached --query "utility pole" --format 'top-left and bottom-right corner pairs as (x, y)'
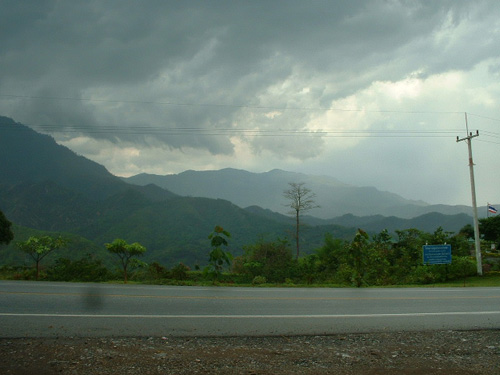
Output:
(456, 112), (482, 276)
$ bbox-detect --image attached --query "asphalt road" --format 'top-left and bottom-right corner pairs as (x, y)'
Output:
(0, 281), (499, 337)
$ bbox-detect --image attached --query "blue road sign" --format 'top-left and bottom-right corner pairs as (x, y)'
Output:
(423, 244), (452, 265)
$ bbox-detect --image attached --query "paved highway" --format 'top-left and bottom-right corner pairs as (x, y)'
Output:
(0, 281), (499, 337)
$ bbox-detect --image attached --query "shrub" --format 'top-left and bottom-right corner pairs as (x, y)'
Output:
(241, 239), (293, 283)
(145, 262), (170, 281)
(448, 256), (477, 280)
(46, 256), (110, 282)
(171, 263), (190, 280)
(252, 275), (267, 285)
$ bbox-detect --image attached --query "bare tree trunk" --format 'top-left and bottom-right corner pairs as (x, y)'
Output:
(295, 209), (300, 259)
(283, 182), (318, 261)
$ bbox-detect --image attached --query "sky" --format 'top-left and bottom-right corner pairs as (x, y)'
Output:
(1, 0), (500, 207)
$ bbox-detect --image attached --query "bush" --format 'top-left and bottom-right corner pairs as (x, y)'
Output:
(334, 263), (356, 286)
(46, 256), (110, 282)
(252, 275), (267, 285)
(144, 262), (170, 281)
(12, 267), (40, 281)
(409, 265), (438, 284)
(448, 256), (477, 280)
(171, 263), (190, 280)
(240, 239), (294, 283)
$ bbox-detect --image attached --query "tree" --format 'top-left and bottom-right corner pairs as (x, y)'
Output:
(0, 210), (14, 246)
(17, 235), (67, 280)
(315, 233), (344, 277)
(348, 229), (370, 287)
(206, 225), (232, 282)
(459, 223), (475, 239)
(105, 238), (146, 283)
(283, 182), (318, 259)
(335, 228), (391, 287)
(427, 226), (453, 245)
(479, 216), (500, 248)
(393, 228), (426, 266)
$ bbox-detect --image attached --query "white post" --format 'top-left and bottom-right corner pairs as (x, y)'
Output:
(456, 113), (482, 276)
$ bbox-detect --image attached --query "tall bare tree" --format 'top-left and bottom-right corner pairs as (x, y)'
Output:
(283, 182), (318, 259)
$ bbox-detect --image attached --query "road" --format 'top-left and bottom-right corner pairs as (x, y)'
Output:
(0, 281), (499, 337)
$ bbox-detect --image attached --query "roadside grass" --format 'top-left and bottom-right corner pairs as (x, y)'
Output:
(1, 266), (499, 288)
(136, 273), (500, 288)
(425, 272), (500, 287)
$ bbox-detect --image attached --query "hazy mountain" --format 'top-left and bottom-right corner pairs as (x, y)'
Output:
(305, 212), (473, 235)
(124, 169), (478, 219)
(244, 207), (472, 237)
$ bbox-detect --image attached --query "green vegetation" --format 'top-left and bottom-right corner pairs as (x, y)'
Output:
(1, 222), (499, 288)
(206, 226), (233, 282)
(16, 235), (67, 280)
(46, 255), (111, 282)
(0, 210), (14, 245)
(105, 238), (146, 283)
(480, 215), (500, 249)
(234, 238), (294, 283)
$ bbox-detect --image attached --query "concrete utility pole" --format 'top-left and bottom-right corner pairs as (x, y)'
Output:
(456, 113), (482, 276)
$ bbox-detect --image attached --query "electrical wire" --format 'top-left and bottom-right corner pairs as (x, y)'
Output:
(0, 121), (467, 138)
(0, 93), (464, 115)
(0, 94), (498, 142)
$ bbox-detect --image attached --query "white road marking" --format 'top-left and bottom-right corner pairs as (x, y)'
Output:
(0, 311), (499, 319)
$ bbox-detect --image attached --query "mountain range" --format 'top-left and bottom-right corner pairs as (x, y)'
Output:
(0, 116), (477, 266)
(123, 169), (478, 219)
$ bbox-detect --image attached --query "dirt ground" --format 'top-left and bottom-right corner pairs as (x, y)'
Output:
(1, 330), (499, 375)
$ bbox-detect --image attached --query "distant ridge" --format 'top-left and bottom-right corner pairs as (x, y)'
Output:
(124, 169), (477, 220)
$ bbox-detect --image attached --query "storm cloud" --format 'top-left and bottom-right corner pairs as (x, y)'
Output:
(1, 0), (500, 206)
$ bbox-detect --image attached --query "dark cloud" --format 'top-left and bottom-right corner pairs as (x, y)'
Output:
(1, 1), (500, 205)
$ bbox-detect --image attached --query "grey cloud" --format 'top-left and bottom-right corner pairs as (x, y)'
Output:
(1, 0), (499, 160)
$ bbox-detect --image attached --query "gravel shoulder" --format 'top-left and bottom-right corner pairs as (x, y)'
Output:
(1, 330), (499, 374)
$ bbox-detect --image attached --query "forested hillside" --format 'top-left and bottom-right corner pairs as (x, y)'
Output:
(0, 116), (176, 202)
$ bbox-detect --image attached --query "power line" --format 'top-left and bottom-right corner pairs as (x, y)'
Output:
(0, 93), (464, 115)
(468, 112), (500, 123)
(480, 130), (500, 138)
(477, 139), (500, 145)
(0, 121), (467, 138)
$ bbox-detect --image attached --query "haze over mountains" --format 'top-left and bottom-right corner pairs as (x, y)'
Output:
(0, 116), (479, 266)
(124, 169), (476, 220)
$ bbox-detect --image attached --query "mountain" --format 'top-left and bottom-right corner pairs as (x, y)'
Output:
(0, 116), (476, 268)
(0, 116), (175, 202)
(0, 116), (355, 265)
(124, 169), (476, 219)
(307, 212), (473, 235)
(0, 180), (355, 265)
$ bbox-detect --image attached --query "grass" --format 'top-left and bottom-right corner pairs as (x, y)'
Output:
(1, 266), (499, 288)
(426, 273), (500, 287)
